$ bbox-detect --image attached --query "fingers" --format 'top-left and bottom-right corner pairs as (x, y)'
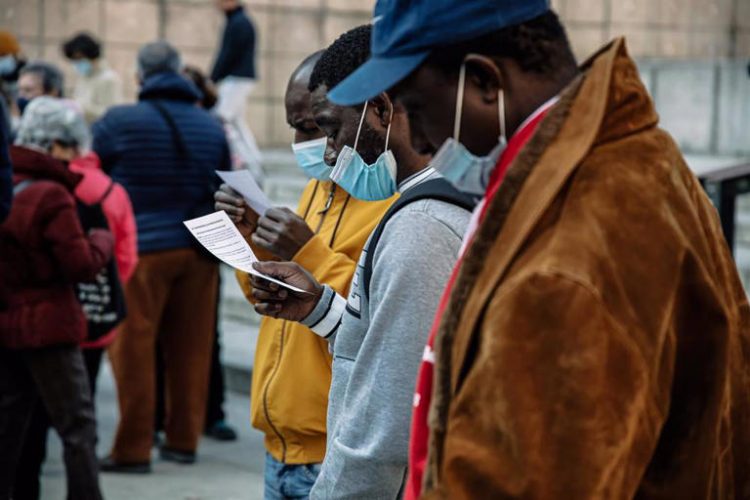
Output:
(215, 184), (245, 206)
(264, 207), (292, 223)
(251, 232), (274, 252)
(215, 201), (245, 221)
(254, 302), (282, 317)
(254, 226), (279, 248)
(215, 184), (246, 219)
(249, 272), (279, 291)
(257, 216), (286, 235)
(252, 261), (300, 279)
(252, 286), (287, 302)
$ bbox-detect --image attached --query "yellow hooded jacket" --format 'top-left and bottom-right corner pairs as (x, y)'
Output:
(237, 179), (396, 464)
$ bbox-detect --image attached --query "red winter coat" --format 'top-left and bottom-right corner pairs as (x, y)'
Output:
(70, 152), (138, 348)
(0, 146), (114, 349)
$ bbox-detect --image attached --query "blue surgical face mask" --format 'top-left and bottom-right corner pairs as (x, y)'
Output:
(329, 101), (397, 201)
(73, 59), (93, 77)
(0, 55), (16, 76)
(292, 137), (331, 180)
(431, 58), (507, 196)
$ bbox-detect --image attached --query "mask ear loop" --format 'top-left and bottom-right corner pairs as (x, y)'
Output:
(384, 99), (393, 150)
(352, 101), (368, 153)
(453, 62), (466, 141)
(498, 88), (506, 142)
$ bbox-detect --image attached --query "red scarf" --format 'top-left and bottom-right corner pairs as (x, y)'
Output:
(405, 105), (552, 499)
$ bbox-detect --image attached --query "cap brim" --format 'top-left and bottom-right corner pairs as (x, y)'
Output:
(328, 51), (429, 106)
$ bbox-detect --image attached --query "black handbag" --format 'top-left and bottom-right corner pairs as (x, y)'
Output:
(75, 183), (127, 341)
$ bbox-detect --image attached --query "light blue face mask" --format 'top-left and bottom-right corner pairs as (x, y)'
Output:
(431, 58), (507, 196)
(292, 137), (331, 180)
(329, 101), (397, 201)
(0, 55), (16, 76)
(73, 59), (93, 77)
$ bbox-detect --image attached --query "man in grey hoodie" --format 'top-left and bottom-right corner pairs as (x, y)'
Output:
(247, 25), (475, 499)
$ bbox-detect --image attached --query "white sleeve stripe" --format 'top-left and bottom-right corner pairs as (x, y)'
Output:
(311, 292), (347, 338)
(308, 291), (336, 329)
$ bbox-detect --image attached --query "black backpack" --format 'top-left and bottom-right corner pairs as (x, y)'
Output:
(75, 183), (127, 341)
(361, 177), (478, 301)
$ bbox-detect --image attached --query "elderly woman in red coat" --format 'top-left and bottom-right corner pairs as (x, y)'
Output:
(0, 96), (113, 500)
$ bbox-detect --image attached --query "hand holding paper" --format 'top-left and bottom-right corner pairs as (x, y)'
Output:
(216, 169), (272, 217)
(249, 261), (324, 321)
(183, 211), (308, 294)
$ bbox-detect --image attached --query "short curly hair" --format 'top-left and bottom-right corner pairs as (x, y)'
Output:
(426, 11), (576, 81)
(62, 33), (101, 60)
(308, 24), (371, 94)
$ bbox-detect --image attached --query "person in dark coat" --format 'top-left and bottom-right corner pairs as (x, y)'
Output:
(0, 97), (114, 500)
(0, 108), (11, 222)
(210, 0), (263, 178)
(93, 40), (232, 472)
(210, 0), (256, 84)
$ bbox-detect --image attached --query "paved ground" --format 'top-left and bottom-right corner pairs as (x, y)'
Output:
(40, 360), (267, 500)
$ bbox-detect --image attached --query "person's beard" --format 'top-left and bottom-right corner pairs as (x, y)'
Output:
(356, 121), (387, 165)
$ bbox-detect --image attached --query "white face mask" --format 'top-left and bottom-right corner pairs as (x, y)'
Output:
(431, 58), (507, 196)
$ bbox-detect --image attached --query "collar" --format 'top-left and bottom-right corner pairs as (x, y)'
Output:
(399, 166), (440, 193)
(514, 96), (560, 138)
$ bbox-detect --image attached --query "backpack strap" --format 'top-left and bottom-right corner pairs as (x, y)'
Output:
(148, 100), (189, 162)
(361, 177), (477, 300)
(147, 100), (219, 222)
(96, 180), (116, 205)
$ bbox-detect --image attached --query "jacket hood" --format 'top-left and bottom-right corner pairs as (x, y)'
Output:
(138, 71), (202, 103)
(10, 146), (81, 190)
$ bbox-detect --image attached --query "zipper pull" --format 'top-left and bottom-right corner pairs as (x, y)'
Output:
(317, 183), (337, 215)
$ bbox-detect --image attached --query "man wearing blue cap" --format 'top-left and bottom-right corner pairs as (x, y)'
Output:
(247, 24), (475, 499)
(330, 1), (750, 498)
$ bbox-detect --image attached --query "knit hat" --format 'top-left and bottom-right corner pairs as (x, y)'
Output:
(15, 97), (91, 151)
(0, 31), (21, 56)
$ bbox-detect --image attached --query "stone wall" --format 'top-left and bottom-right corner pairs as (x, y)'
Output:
(1, 0), (749, 149)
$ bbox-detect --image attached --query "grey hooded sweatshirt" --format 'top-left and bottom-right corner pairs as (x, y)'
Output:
(301, 168), (471, 499)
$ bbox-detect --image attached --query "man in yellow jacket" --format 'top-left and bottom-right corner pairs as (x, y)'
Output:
(215, 51), (395, 497)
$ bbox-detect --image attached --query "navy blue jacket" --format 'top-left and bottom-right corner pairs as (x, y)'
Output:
(92, 71), (231, 254)
(0, 108), (11, 223)
(211, 6), (257, 82)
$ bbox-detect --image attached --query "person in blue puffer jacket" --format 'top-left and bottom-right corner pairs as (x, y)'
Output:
(92, 40), (232, 472)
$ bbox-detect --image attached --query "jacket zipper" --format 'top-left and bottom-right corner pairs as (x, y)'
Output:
(261, 183), (333, 461)
(263, 321), (289, 460)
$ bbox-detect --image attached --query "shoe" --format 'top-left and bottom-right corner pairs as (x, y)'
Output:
(99, 455), (151, 474)
(159, 446), (196, 464)
(204, 420), (238, 442)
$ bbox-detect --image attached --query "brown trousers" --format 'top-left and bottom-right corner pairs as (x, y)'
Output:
(109, 248), (218, 462)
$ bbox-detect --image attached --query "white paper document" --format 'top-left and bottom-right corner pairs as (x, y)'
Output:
(184, 211), (307, 294)
(216, 169), (272, 216)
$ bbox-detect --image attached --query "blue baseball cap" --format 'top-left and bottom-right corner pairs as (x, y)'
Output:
(328, 0), (550, 105)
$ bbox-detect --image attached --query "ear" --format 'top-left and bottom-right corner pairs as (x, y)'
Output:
(369, 92), (394, 128)
(464, 53), (503, 105)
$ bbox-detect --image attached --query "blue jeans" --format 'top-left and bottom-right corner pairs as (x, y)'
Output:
(264, 453), (321, 500)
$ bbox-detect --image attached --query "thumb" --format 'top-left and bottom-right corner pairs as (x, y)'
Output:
(252, 261), (297, 278)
